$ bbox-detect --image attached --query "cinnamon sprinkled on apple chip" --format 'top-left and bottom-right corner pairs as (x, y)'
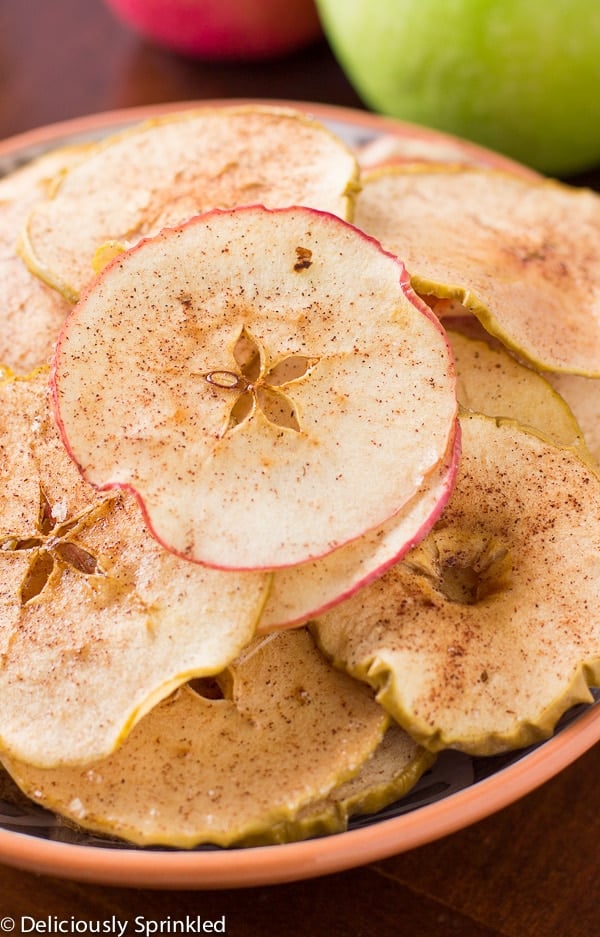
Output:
(51, 204), (457, 571)
(354, 165), (600, 376)
(1, 629), (388, 847)
(313, 413), (600, 756)
(0, 370), (269, 767)
(20, 105), (360, 302)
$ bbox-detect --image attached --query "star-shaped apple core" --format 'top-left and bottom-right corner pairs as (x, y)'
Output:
(205, 327), (318, 434)
(0, 487), (105, 605)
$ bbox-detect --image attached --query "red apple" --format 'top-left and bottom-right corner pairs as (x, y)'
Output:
(104, 0), (323, 61)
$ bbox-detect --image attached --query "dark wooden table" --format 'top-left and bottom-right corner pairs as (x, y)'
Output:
(0, 1), (598, 934)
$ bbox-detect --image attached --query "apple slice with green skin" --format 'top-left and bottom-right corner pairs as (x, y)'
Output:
(354, 166), (600, 376)
(20, 105), (360, 303)
(0, 369), (269, 768)
(259, 429), (459, 630)
(546, 372), (600, 467)
(243, 722), (435, 845)
(313, 412), (600, 757)
(52, 204), (458, 572)
(435, 317), (599, 467)
(448, 330), (589, 457)
(0, 628), (388, 848)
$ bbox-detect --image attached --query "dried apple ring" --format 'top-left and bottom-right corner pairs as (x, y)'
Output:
(313, 412), (600, 756)
(0, 370), (269, 767)
(259, 432), (459, 630)
(20, 105), (360, 302)
(247, 722), (435, 845)
(354, 166), (600, 376)
(447, 330), (589, 454)
(547, 371), (600, 466)
(1, 629), (388, 847)
(0, 145), (88, 372)
(52, 204), (457, 571)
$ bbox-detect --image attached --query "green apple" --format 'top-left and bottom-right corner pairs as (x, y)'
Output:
(315, 0), (600, 175)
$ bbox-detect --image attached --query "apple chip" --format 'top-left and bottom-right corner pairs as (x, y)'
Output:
(261, 328), (592, 629)
(0, 370), (269, 767)
(0, 629), (388, 847)
(247, 723), (435, 845)
(0, 146), (90, 372)
(0, 143), (91, 202)
(52, 204), (458, 571)
(20, 105), (360, 302)
(547, 372), (600, 466)
(448, 330), (588, 454)
(259, 431), (459, 630)
(358, 135), (476, 169)
(354, 166), (600, 376)
(313, 412), (600, 756)
(0, 197), (71, 373)
(357, 134), (526, 172)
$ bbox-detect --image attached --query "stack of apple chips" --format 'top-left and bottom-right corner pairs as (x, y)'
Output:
(0, 105), (598, 848)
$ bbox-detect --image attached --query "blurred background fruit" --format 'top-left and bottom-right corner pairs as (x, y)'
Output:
(104, 0), (323, 61)
(314, 0), (600, 176)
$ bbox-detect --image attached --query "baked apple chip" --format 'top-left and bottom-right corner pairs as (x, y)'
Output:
(20, 105), (360, 302)
(0, 370), (269, 767)
(354, 166), (600, 376)
(260, 327), (592, 629)
(546, 372), (600, 466)
(313, 412), (600, 756)
(448, 330), (588, 455)
(0, 629), (388, 847)
(0, 142), (91, 202)
(259, 432), (459, 630)
(0, 146), (89, 372)
(52, 204), (457, 571)
(250, 722), (435, 845)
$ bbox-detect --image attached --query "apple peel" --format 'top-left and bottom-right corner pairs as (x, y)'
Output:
(0, 370), (269, 768)
(52, 204), (458, 571)
(313, 412), (600, 756)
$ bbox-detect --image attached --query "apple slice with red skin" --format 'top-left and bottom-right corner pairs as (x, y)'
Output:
(52, 204), (458, 572)
(259, 428), (459, 630)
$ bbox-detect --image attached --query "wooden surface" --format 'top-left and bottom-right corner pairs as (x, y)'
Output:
(0, 0), (598, 933)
